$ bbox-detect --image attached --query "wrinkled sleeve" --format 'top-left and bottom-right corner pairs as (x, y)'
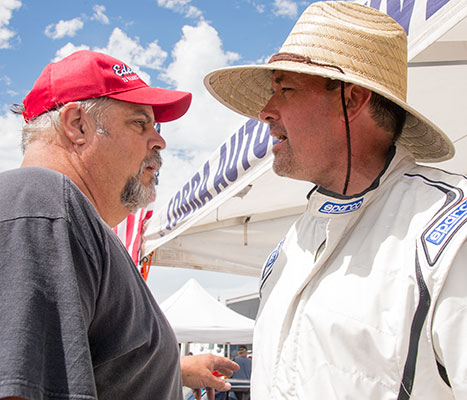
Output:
(432, 240), (467, 399)
(0, 216), (99, 400)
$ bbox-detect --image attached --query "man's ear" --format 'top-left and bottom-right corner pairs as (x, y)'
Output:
(342, 84), (372, 122)
(60, 103), (87, 145)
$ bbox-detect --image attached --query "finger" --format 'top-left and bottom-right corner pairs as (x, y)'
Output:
(193, 388), (201, 400)
(205, 376), (232, 392)
(206, 387), (215, 400)
(215, 367), (236, 377)
(213, 358), (240, 372)
(214, 358), (240, 376)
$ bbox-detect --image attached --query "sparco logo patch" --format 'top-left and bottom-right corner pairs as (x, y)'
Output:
(319, 199), (363, 214)
(427, 198), (467, 245)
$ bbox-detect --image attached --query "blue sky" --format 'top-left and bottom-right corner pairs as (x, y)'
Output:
(0, 0), (315, 302)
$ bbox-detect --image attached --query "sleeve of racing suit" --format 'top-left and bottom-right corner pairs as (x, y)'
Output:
(432, 240), (467, 398)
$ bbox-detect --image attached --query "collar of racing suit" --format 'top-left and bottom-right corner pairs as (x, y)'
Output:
(306, 144), (415, 217)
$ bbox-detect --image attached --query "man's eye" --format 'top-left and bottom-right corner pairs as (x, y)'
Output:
(270, 87), (292, 95)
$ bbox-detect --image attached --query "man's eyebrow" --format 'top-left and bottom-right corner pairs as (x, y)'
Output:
(273, 75), (284, 85)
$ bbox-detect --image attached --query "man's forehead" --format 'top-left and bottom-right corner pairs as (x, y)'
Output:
(114, 101), (155, 121)
(272, 70), (291, 83)
(271, 70), (326, 87)
(130, 107), (154, 121)
(272, 70), (306, 83)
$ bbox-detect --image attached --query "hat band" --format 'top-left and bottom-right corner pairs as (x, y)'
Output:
(268, 52), (345, 75)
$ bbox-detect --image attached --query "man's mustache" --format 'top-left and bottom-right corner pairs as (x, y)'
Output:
(139, 152), (163, 176)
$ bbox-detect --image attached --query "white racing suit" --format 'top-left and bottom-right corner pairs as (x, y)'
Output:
(252, 145), (467, 399)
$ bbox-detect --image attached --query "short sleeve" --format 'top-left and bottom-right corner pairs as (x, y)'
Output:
(0, 216), (98, 400)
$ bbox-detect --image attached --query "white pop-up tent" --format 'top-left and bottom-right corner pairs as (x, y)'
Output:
(160, 279), (254, 343)
(142, 0), (467, 277)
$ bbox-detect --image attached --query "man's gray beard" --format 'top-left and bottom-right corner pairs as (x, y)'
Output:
(121, 153), (162, 213)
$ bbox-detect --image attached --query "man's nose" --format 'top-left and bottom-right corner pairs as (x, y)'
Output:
(259, 97), (279, 123)
(149, 125), (166, 151)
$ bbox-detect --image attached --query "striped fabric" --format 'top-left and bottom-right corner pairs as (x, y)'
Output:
(113, 206), (154, 265)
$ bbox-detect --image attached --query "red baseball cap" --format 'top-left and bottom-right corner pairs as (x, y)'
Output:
(23, 50), (192, 123)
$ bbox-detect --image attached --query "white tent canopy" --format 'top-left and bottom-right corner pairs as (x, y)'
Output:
(160, 279), (254, 343)
(142, 0), (467, 277)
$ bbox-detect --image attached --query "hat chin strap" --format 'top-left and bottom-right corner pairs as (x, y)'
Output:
(340, 81), (351, 195)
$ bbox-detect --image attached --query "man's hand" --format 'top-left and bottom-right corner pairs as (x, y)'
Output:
(180, 353), (240, 400)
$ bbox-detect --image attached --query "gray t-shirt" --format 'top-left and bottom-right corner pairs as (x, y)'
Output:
(0, 167), (183, 400)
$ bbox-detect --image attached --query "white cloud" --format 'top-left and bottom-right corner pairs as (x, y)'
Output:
(0, 74), (18, 97)
(53, 42), (91, 61)
(163, 21), (240, 91)
(44, 6), (109, 41)
(246, 0), (265, 13)
(157, 0), (203, 19)
(0, 0), (21, 49)
(155, 21), (247, 205)
(45, 17), (84, 39)
(92, 4), (109, 24)
(0, 106), (23, 172)
(155, 149), (210, 205)
(1, 74), (12, 86)
(54, 28), (168, 85)
(96, 28), (167, 70)
(0, 27), (15, 48)
(94, 28), (168, 84)
(0, 0), (20, 25)
(273, 0), (298, 18)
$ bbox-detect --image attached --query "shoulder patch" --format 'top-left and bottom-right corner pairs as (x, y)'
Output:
(426, 198), (467, 245)
(422, 197), (467, 266)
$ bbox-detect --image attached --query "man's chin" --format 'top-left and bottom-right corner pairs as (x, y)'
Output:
(121, 179), (156, 213)
(272, 162), (290, 177)
(125, 196), (153, 214)
(137, 188), (156, 209)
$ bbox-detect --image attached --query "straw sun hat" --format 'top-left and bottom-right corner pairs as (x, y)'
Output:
(204, 1), (454, 162)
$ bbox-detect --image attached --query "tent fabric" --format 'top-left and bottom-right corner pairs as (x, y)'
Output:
(142, 0), (467, 277)
(160, 279), (254, 343)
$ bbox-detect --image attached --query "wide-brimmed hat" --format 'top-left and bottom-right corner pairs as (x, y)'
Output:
(204, 1), (454, 162)
(23, 50), (192, 123)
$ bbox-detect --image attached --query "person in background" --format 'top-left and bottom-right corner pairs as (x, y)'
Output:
(232, 346), (252, 382)
(0, 50), (238, 400)
(204, 1), (467, 398)
(229, 346), (252, 400)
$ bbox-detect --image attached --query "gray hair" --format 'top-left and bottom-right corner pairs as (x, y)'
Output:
(11, 97), (114, 153)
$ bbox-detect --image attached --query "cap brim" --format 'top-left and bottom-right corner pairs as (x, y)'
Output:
(109, 86), (192, 123)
